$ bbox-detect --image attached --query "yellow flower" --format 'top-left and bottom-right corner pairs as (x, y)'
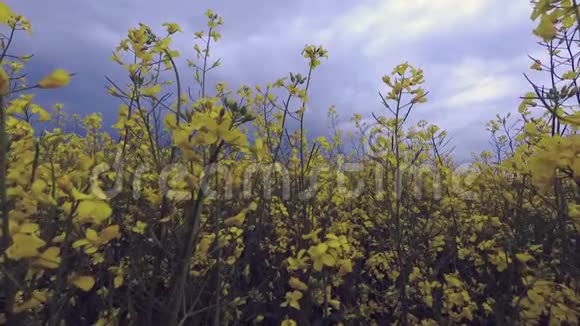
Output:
(338, 259), (353, 274)
(325, 233), (350, 252)
(324, 286), (341, 311)
(131, 221), (147, 234)
(140, 84), (161, 98)
(99, 225), (121, 242)
(287, 249), (309, 271)
(280, 290), (303, 310)
(308, 243), (336, 271)
(12, 289), (48, 314)
(302, 228), (322, 243)
(0, 66), (9, 94)
(224, 211), (246, 227)
(31, 104), (51, 122)
(444, 274), (463, 288)
(38, 69), (71, 89)
(69, 274), (95, 291)
(52, 232), (67, 243)
(114, 275), (124, 289)
(489, 250), (511, 272)
(9, 222), (39, 236)
(281, 319), (297, 326)
(73, 225), (121, 254)
(289, 277), (308, 291)
(162, 22), (182, 34)
(92, 252), (105, 265)
(5, 233), (46, 260)
(409, 267), (422, 282)
(76, 200), (113, 225)
(0, 2), (14, 24)
(516, 252), (534, 264)
(31, 247), (61, 269)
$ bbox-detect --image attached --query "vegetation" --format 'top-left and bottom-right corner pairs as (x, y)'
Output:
(0, 1), (579, 325)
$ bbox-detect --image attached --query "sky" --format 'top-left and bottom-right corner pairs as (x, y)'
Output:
(5, 0), (542, 162)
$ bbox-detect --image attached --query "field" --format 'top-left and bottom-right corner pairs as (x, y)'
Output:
(0, 1), (579, 325)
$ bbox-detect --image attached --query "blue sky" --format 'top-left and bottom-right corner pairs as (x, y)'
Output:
(6, 0), (542, 162)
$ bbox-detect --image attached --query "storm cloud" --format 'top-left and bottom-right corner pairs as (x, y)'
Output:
(6, 0), (540, 161)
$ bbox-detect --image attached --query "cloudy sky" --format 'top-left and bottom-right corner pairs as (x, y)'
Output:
(6, 0), (541, 162)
